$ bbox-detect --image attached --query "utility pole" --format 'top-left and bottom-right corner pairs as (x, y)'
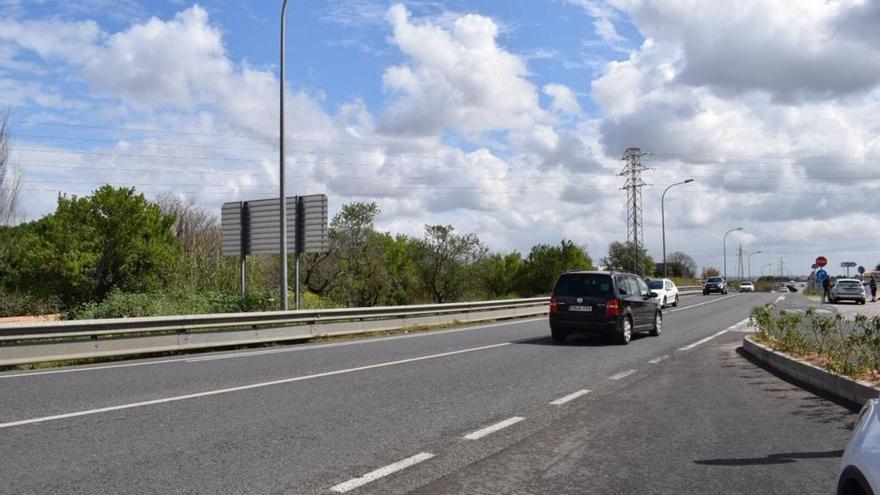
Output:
(619, 148), (650, 275)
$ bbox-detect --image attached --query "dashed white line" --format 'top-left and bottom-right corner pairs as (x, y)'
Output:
(550, 389), (591, 406)
(329, 452), (435, 493)
(0, 343), (512, 430)
(678, 330), (728, 351)
(463, 416), (526, 440)
(609, 369), (637, 380)
(775, 294), (786, 303)
(648, 355), (670, 364)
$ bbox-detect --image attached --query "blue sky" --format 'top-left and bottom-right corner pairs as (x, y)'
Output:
(2, 0), (880, 274)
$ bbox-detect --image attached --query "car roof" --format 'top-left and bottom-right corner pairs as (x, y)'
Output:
(563, 270), (628, 276)
(836, 278), (862, 283)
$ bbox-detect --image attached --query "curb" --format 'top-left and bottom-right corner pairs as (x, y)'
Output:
(741, 335), (880, 407)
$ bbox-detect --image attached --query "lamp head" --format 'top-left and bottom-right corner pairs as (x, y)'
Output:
(684, 179), (695, 183)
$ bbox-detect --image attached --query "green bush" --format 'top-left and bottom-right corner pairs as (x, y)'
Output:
(65, 290), (277, 319)
(751, 304), (880, 378)
(0, 292), (62, 317)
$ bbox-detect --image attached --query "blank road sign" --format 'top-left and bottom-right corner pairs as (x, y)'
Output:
(221, 194), (328, 256)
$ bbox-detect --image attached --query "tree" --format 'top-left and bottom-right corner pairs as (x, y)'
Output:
(702, 266), (720, 278)
(477, 251), (524, 299)
(602, 241), (654, 276)
(415, 224), (486, 303)
(5, 186), (180, 304)
(379, 233), (424, 305)
(666, 251), (697, 278)
(515, 240), (593, 296)
(0, 111), (21, 226)
(302, 202), (390, 306)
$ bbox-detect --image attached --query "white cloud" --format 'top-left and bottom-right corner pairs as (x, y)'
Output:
(378, 4), (548, 137)
(543, 83), (583, 116)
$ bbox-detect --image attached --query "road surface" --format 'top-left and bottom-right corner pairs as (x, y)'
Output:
(0, 293), (856, 494)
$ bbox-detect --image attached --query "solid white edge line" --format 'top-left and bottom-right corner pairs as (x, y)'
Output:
(678, 330), (728, 351)
(550, 389), (591, 406)
(0, 343), (511, 430)
(0, 317), (545, 378)
(666, 294), (738, 313)
(329, 452), (435, 493)
(463, 416), (526, 440)
(725, 318), (753, 333)
(648, 355), (670, 364)
(609, 369), (637, 380)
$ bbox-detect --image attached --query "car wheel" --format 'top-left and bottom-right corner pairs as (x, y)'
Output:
(672, 295), (679, 307)
(650, 311), (662, 337)
(616, 317), (632, 345)
(703, 291), (708, 295)
(662, 296), (667, 308)
(860, 299), (866, 305)
(551, 327), (567, 343)
(723, 289), (728, 295)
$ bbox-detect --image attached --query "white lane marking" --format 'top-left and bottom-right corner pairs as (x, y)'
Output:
(0, 343), (511, 430)
(666, 294), (738, 313)
(0, 318), (544, 379)
(678, 330), (728, 351)
(609, 369), (637, 380)
(725, 318), (753, 333)
(463, 416), (526, 440)
(550, 389), (591, 406)
(648, 355), (670, 364)
(330, 452), (434, 493)
(775, 294), (786, 303)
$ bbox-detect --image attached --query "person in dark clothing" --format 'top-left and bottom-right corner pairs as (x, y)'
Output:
(870, 275), (877, 303)
(822, 276), (832, 303)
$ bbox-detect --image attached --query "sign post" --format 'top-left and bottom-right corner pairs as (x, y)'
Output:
(222, 194), (329, 309)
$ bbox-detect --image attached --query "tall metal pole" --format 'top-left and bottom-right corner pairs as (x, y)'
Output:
(661, 179), (694, 278)
(723, 227), (743, 281)
(747, 250), (762, 281)
(279, 0), (290, 311)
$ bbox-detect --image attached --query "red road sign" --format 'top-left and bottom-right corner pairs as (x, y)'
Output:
(816, 256), (828, 268)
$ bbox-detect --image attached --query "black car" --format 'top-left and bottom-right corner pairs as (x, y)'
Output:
(549, 271), (662, 345)
(703, 276), (728, 295)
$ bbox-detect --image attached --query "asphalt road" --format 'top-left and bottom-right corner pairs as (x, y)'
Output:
(0, 292), (857, 494)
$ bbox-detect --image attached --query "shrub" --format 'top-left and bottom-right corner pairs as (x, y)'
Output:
(0, 292), (62, 317)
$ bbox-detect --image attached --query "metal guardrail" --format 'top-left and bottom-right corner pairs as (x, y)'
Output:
(0, 298), (550, 367)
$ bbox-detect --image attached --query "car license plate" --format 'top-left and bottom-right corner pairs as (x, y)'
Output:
(569, 305), (591, 312)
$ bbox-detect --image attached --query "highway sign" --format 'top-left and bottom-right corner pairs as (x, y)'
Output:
(859, 266), (866, 275)
(816, 269), (828, 282)
(841, 261), (857, 268)
(815, 256), (828, 268)
(221, 194), (329, 256)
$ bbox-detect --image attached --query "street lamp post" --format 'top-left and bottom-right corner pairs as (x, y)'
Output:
(661, 179), (695, 278)
(723, 227), (743, 281)
(279, 0), (290, 311)
(747, 250), (762, 281)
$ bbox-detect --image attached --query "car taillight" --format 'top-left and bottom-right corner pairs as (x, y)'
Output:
(550, 297), (558, 313)
(605, 299), (620, 316)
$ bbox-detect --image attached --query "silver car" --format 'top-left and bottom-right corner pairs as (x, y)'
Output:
(831, 279), (867, 305)
(837, 399), (879, 495)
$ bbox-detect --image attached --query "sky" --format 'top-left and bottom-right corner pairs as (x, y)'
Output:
(1, 0), (879, 277)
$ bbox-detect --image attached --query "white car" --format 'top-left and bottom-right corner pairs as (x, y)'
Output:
(739, 281), (755, 292)
(837, 398), (879, 495)
(647, 278), (679, 308)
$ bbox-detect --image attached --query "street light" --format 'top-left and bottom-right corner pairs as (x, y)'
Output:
(747, 250), (762, 281)
(723, 227), (743, 281)
(279, 0), (290, 310)
(661, 179), (695, 278)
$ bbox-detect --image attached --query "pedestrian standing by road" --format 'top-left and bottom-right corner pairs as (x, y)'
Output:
(870, 274), (877, 303)
(822, 276), (832, 303)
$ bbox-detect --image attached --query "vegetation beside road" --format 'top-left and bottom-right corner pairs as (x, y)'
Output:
(751, 305), (880, 383)
(1, 186), (603, 319)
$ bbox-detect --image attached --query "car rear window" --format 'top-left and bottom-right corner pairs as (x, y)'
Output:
(838, 281), (862, 288)
(648, 280), (664, 289)
(554, 274), (613, 297)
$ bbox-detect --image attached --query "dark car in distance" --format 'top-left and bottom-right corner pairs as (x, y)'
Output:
(549, 271), (662, 345)
(703, 276), (728, 295)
